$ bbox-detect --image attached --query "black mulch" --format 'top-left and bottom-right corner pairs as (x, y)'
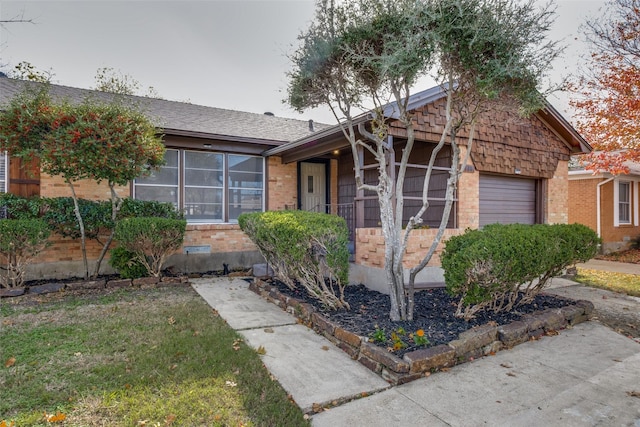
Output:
(263, 279), (573, 358)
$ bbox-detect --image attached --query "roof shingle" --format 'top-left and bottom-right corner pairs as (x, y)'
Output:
(0, 78), (327, 143)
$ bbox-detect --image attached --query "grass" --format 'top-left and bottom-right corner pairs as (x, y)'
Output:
(0, 286), (310, 426)
(574, 268), (640, 297)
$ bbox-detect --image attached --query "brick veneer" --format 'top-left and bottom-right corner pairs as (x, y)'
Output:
(25, 155), (299, 272)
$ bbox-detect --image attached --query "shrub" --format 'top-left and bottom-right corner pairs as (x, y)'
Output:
(41, 197), (111, 241)
(118, 198), (184, 220)
(114, 217), (186, 277)
(442, 223), (599, 320)
(0, 219), (50, 288)
(108, 246), (149, 279)
(238, 210), (350, 310)
(0, 193), (43, 220)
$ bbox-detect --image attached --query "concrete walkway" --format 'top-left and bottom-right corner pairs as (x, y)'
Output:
(192, 277), (640, 426)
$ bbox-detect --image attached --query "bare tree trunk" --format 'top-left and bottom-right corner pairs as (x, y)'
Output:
(92, 182), (123, 278)
(67, 181), (89, 280)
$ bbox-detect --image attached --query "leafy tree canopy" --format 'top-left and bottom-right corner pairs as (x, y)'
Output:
(571, 0), (640, 173)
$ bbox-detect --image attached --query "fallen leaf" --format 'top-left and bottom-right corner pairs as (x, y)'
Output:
(44, 411), (66, 423)
(321, 345), (330, 351)
(168, 316), (176, 325)
(312, 403), (324, 413)
(500, 363), (512, 369)
(165, 414), (177, 425)
(256, 345), (267, 355)
(264, 328), (274, 333)
(4, 357), (15, 368)
(627, 390), (640, 398)
(225, 380), (237, 387)
(506, 372), (516, 377)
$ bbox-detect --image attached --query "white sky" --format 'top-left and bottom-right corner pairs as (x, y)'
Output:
(0, 0), (606, 125)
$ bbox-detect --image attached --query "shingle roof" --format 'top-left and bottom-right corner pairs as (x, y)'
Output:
(0, 77), (328, 144)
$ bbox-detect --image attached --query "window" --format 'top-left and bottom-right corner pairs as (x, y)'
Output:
(618, 181), (631, 225)
(134, 149), (264, 223)
(0, 153), (7, 193)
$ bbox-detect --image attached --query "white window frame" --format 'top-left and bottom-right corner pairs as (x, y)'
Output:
(614, 179), (634, 226)
(0, 152), (7, 193)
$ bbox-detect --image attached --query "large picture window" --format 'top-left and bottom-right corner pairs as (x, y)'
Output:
(134, 149), (264, 223)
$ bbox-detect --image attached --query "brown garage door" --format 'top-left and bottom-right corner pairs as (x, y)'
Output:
(479, 174), (537, 227)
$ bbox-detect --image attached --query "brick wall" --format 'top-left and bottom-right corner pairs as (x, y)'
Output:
(568, 177), (599, 231)
(568, 176), (640, 251)
(355, 227), (462, 269)
(547, 160), (569, 224)
(267, 156), (297, 210)
(457, 146), (480, 229)
(183, 223), (257, 252)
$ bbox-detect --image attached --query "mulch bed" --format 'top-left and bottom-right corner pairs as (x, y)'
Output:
(262, 278), (573, 358)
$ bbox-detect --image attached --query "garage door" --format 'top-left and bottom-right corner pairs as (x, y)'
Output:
(479, 174), (537, 227)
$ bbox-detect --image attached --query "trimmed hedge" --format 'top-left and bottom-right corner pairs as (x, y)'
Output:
(442, 223), (599, 320)
(114, 217), (186, 277)
(238, 210), (350, 310)
(0, 219), (50, 288)
(0, 193), (42, 220)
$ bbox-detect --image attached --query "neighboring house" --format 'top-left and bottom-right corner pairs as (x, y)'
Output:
(0, 78), (590, 284)
(569, 156), (640, 253)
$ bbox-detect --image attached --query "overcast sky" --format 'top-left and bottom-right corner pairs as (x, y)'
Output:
(0, 0), (606, 125)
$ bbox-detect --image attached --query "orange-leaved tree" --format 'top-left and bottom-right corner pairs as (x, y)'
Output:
(571, 0), (640, 173)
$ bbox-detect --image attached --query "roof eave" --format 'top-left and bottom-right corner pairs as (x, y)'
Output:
(162, 128), (286, 147)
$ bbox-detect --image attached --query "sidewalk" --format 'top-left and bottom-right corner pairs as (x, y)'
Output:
(192, 277), (640, 426)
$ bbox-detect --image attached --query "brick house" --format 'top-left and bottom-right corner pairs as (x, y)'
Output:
(0, 79), (590, 283)
(0, 77), (324, 279)
(569, 158), (640, 253)
(264, 87), (591, 289)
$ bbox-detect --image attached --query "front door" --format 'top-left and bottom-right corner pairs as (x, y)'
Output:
(300, 162), (326, 212)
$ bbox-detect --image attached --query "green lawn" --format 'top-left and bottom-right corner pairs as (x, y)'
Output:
(574, 268), (640, 297)
(0, 286), (309, 426)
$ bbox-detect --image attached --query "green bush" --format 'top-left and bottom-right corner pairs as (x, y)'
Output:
(0, 193), (43, 220)
(442, 223), (599, 320)
(238, 210), (350, 310)
(114, 217), (186, 277)
(108, 246), (149, 279)
(41, 197), (111, 240)
(118, 198), (184, 220)
(0, 219), (50, 288)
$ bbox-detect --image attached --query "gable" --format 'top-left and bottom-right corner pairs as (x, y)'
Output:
(389, 98), (572, 179)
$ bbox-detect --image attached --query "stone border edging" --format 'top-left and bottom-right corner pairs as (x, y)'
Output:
(0, 276), (189, 298)
(249, 279), (595, 386)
